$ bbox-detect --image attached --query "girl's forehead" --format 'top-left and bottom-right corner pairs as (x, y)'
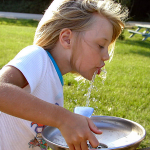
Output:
(84, 15), (113, 43)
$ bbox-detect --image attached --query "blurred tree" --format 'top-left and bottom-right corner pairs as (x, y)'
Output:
(0, 0), (52, 14)
(129, 0), (150, 21)
(115, 0), (150, 21)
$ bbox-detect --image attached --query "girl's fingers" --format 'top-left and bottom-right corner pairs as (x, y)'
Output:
(68, 143), (75, 150)
(73, 141), (89, 150)
(74, 144), (81, 150)
(87, 118), (103, 134)
(86, 118), (102, 148)
(88, 132), (99, 148)
(60, 114), (102, 150)
(81, 141), (89, 150)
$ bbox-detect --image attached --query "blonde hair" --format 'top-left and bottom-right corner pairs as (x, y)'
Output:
(34, 0), (128, 56)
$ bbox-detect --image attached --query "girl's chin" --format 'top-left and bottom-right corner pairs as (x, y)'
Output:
(83, 74), (94, 81)
(80, 74), (91, 81)
(79, 70), (97, 81)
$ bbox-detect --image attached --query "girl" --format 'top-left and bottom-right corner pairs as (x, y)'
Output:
(0, 0), (128, 149)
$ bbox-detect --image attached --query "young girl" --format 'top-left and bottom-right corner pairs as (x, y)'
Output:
(0, 0), (128, 149)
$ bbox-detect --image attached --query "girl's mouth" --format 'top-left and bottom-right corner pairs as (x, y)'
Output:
(97, 68), (101, 75)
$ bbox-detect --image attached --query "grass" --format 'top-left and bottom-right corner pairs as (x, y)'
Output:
(0, 18), (150, 149)
(0, 18), (38, 68)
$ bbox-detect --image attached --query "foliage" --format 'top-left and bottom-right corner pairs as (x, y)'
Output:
(115, 0), (150, 21)
(114, 0), (133, 7)
(0, 0), (52, 14)
(129, 0), (150, 21)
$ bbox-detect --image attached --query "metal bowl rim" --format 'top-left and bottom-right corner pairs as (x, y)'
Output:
(42, 115), (146, 150)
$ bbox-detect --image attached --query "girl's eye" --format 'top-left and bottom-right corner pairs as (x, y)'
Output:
(99, 45), (104, 49)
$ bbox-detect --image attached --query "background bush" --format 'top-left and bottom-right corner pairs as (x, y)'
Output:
(0, 0), (52, 14)
(115, 0), (150, 21)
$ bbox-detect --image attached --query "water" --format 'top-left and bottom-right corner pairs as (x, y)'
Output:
(98, 68), (107, 85)
(86, 68), (107, 106)
(74, 68), (107, 106)
(86, 70), (98, 106)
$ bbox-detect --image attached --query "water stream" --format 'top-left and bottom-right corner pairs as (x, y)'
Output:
(86, 68), (107, 107)
(86, 70), (98, 106)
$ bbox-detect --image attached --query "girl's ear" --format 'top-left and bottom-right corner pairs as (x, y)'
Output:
(59, 28), (72, 49)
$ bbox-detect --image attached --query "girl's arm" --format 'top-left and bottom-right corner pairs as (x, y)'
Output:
(0, 65), (64, 127)
(0, 65), (102, 150)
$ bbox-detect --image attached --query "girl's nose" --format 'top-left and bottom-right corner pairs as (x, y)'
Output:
(102, 51), (110, 61)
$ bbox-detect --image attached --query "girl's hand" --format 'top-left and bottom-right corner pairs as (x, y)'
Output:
(58, 113), (102, 150)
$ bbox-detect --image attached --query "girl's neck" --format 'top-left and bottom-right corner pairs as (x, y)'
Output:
(49, 44), (72, 75)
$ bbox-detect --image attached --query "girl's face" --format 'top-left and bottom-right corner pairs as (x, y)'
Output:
(71, 14), (113, 80)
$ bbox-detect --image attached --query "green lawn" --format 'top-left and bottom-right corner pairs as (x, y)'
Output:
(0, 18), (38, 68)
(0, 18), (150, 149)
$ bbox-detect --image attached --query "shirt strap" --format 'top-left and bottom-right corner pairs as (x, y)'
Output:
(46, 51), (64, 86)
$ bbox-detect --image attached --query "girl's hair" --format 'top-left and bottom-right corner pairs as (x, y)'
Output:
(34, 0), (128, 57)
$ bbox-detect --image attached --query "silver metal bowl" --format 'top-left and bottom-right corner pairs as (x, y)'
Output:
(42, 116), (146, 150)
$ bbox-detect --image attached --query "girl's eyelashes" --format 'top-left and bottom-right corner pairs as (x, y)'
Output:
(99, 45), (104, 49)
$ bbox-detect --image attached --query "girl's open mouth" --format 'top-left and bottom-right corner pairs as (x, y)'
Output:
(97, 68), (101, 75)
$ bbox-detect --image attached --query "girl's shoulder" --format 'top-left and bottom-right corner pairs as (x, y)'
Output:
(13, 45), (49, 63)
(20, 45), (46, 56)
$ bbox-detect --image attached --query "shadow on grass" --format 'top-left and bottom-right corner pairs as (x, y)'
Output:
(130, 49), (150, 57)
(124, 39), (150, 48)
(0, 18), (39, 27)
(119, 39), (150, 57)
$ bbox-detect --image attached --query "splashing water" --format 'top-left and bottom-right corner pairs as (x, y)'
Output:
(86, 70), (97, 106)
(86, 68), (107, 106)
(74, 68), (107, 106)
(98, 68), (107, 85)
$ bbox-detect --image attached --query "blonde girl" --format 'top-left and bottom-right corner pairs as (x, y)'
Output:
(0, 0), (128, 150)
